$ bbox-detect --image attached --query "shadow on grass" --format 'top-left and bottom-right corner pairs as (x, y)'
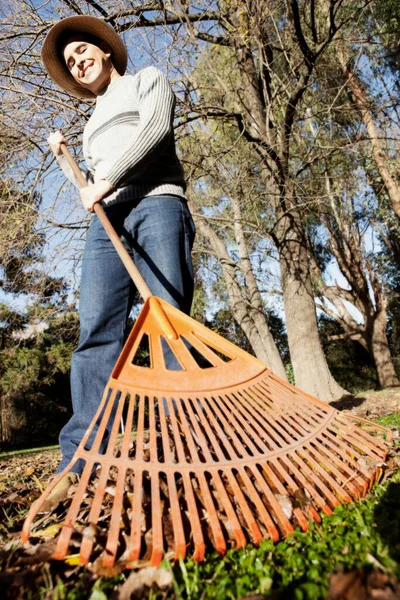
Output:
(330, 395), (366, 412)
(374, 479), (400, 563)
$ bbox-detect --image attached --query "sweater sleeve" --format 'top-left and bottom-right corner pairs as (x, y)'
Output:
(56, 155), (81, 189)
(56, 155), (94, 188)
(103, 67), (176, 188)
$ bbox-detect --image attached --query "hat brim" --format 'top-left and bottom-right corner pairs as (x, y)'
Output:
(41, 16), (128, 99)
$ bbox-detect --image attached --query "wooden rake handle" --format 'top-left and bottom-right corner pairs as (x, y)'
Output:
(60, 144), (152, 302)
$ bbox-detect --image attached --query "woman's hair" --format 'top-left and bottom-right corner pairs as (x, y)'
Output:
(58, 31), (109, 66)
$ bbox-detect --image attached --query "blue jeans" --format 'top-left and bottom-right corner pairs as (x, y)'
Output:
(57, 195), (195, 474)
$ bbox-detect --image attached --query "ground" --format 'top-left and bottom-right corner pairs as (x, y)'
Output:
(0, 388), (399, 600)
(331, 387), (400, 420)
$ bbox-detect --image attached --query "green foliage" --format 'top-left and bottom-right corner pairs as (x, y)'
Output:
(373, 0), (400, 74)
(375, 413), (400, 429)
(285, 363), (295, 385)
(0, 304), (79, 447)
(318, 316), (378, 393)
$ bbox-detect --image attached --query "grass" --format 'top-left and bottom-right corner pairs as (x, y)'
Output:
(376, 413), (400, 429)
(0, 444), (60, 460)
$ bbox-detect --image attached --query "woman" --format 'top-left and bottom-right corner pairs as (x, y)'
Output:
(41, 15), (195, 509)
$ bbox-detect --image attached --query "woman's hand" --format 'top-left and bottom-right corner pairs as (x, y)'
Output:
(80, 179), (114, 212)
(47, 130), (68, 157)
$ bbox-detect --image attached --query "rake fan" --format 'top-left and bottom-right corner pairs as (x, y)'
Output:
(21, 149), (391, 567)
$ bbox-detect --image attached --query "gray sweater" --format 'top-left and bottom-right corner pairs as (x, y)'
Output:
(58, 67), (186, 205)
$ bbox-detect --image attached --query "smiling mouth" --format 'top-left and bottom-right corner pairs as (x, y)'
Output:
(82, 61), (94, 77)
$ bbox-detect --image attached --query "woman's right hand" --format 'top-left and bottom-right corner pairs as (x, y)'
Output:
(47, 130), (67, 157)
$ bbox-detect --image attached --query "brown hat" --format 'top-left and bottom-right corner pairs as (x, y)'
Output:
(41, 15), (128, 99)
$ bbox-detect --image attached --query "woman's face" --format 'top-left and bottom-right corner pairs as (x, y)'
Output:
(63, 39), (119, 95)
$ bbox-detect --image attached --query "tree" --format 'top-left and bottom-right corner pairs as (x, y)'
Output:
(310, 170), (399, 388)
(182, 119), (287, 377)
(175, 0), (357, 399)
(0, 176), (77, 445)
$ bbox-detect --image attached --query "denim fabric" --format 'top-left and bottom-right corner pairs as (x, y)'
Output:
(57, 195), (195, 474)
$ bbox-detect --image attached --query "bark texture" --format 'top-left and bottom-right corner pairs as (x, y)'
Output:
(276, 197), (346, 400)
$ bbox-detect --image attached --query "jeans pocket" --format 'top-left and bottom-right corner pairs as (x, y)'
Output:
(181, 203), (196, 266)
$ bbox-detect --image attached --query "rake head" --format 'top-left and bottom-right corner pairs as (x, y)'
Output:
(22, 297), (391, 567)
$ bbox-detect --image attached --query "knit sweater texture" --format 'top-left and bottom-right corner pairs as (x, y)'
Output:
(58, 67), (186, 205)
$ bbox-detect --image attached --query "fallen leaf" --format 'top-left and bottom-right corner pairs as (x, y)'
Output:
(64, 553), (82, 566)
(327, 568), (400, 600)
(30, 522), (63, 540)
(275, 494), (293, 519)
(117, 566), (173, 599)
(88, 555), (126, 577)
(31, 475), (44, 493)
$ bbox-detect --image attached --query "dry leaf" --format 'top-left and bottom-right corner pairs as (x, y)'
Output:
(88, 555), (127, 577)
(275, 494), (293, 519)
(327, 568), (400, 600)
(30, 522), (63, 540)
(64, 554), (82, 566)
(117, 566), (173, 600)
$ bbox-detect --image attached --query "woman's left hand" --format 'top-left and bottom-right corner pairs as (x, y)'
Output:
(80, 179), (113, 212)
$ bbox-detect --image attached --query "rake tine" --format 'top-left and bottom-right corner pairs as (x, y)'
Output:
(217, 393), (271, 454)
(344, 414), (392, 446)
(210, 470), (248, 548)
(274, 456), (334, 515)
(102, 466), (130, 567)
(236, 388), (297, 447)
(150, 471), (164, 566)
(54, 460), (93, 560)
(249, 385), (311, 443)
(334, 416), (389, 457)
(127, 469), (144, 561)
(248, 464), (293, 538)
(197, 472), (227, 554)
(225, 469), (264, 544)
(326, 424), (382, 464)
(181, 472), (206, 561)
(287, 452), (341, 509)
(158, 398), (187, 561)
(319, 430), (371, 495)
(228, 391), (283, 451)
(255, 384), (316, 436)
(296, 447), (353, 504)
(80, 465), (110, 563)
(306, 441), (361, 500)
(237, 466), (281, 541)
(168, 401), (209, 560)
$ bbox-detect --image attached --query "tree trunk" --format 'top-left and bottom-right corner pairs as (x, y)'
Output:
(370, 320), (400, 387)
(0, 393), (27, 444)
(190, 202), (287, 379)
(366, 288), (400, 388)
(277, 206), (346, 401)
